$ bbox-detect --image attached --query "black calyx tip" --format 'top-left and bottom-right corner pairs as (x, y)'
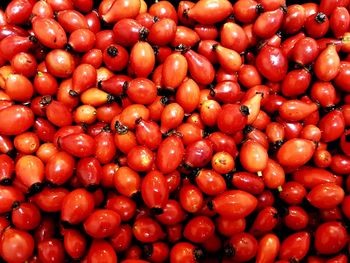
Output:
(116, 123), (128, 135)
(143, 244), (153, 258)
(289, 257), (300, 263)
(107, 94), (114, 103)
(0, 178), (12, 186)
(131, 191), (142, 205)
(256, 3), (264, 14)
(150, 207), (164, 215)
(272, 140), (284, 149)
(29, 35), (37, 43)
(40, 95), (52, 106)
(175, 44), (189, 54)
(280, 5), (288, 14)
(68, 90), (79, 97)
(107, 46), (118, 57)
(11, 201), (20, 209)
(324, 105), (336, 113)
(193, 247), (204, 261)
(207, 200), (214, 211)
(212, 43), (219, 51)
(160, 96), (169, 106)
(315, 12), (327, 23)
(65, 43), (73, 52)
(243, 125), (254, 135)
(86, 184), (99, 192)
(152, 45), (159, 56)
(139, 27), (149, 41)
(182, 9), (189, 18)
(224, 244), (235, 257)
(123, 81), (129, 92)
(97, 80), (102, 89)
(222, 172), (233, 184)
(135, 117), (143, 125)
(27, 182), (44, 196)
(153, 16), (160, 23)
(189, 167), (201, 179)
(240, 105), (250, 116)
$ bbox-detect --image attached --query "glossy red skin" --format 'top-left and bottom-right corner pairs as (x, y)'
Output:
(76, 157), (102, 188)
(170, 242), (200, 263)
(0, 154), (14, 183)
(314, 44), (340, 82)
(133, 217), (164, 243)
(307, 183), (345, 209)
(86, 239), (117, 263)
(212, 190), (257, 219)
(232, 172), (264, 195)
(330, 7), (349, 38)
(256, 46), (288, 82)
(334, 62), (350, 92)
(106, 195), (136, 222)
(195, 169), (226, 196)
(141, 170), (169, 211)
(15, 155), (44, 188)
(37, 238), (65, 263)
(277, 138), (316, 168)
(63, 229), (86, 259)
(186, 0), (232, 25)
(155, 199), (186, 225)
(0, 105), (34, 135)
(11, 202), (41, 230)
(279, 232), (310, 261)
(183, 216), (215, 243)
(292, 166), (339, 189)
(0, 228), (34, 263)
(256, 233), (280, 263)
(31, 187), (68, 213)
(59, 133), (95, 158)
(83, 209), (121, 238)
(227, 232), (258, 262)
(156, 134), (184, 174)
(305, 12), (330, 38)
(184, 49), (215, 85)
(254, 9), (284, 39)
(56, 9), (88, 33)
(330, 154), (350, 175)
(179, 184), (203, 213)
(314, 222), (348, 255)
(32, 17), (67, 49)
(249, 206), (279, 236)
(0, 35), (35, 60)
(45, 151), (75, 185)
(318, 110), (345, 142)
(110, 224), (133, 253)
(279, 182), (307, 205)
(283, 206), (309, 231)
(61, 188), (95, 224)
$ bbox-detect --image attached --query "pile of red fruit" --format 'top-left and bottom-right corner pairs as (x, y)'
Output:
(1, 0), (350, 262)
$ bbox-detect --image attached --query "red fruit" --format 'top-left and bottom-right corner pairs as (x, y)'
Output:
(141, 170), (169, 213)
(211, 190), (257, 219)
(314, 222), (348, 255)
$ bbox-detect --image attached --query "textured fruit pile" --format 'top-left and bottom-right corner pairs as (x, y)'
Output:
(0, 0), (350, 262)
